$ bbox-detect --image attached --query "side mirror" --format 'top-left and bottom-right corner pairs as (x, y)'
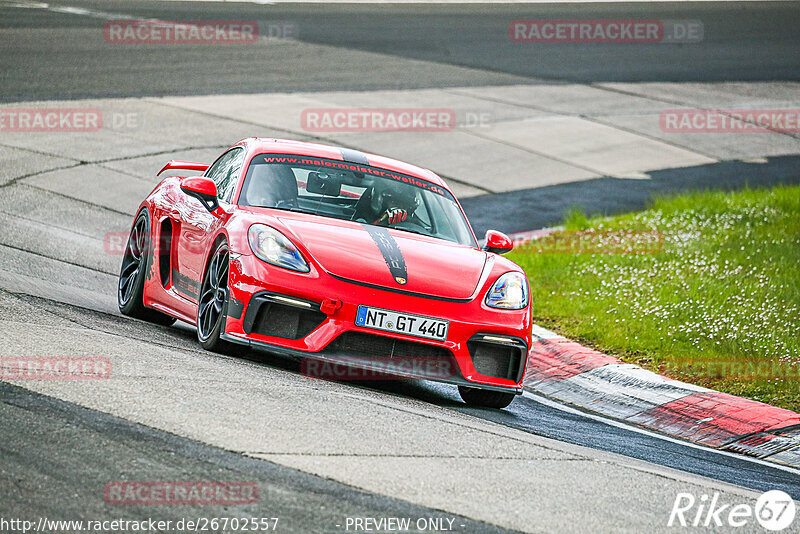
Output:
(180, 177), (219, 212)
(483, 230), (513, 254)
(307, 171), (342, 196)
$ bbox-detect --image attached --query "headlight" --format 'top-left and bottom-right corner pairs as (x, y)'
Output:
(248, 224), (309, 273)
(485, 272), (529, 310)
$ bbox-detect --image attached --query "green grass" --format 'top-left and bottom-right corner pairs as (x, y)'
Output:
(509, 185), (800, 412)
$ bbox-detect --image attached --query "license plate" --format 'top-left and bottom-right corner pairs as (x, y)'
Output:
(355, 306), (449, 342)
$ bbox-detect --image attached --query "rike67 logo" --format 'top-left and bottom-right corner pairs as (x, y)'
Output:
(669, 490), (796, 531)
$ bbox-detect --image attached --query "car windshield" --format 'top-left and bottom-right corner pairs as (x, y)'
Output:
(238, 154), (477, 247)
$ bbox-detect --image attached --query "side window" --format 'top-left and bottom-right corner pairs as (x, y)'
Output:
(205, 148), (245, 203)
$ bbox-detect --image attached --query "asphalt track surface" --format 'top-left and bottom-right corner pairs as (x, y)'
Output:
(0, 379), (508, 534)
(2, 0), (799, 102)
(1, 1), (800, 532)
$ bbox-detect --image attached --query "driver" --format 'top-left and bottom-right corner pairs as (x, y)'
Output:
(355, 179), (419, 226)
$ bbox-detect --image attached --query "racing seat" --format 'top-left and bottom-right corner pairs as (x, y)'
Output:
(243, 165), (298, 208)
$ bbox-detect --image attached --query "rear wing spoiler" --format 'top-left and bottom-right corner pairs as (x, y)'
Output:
(157, 160), (210, 176)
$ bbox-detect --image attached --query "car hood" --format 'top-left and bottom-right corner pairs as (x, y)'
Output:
(277, 215), (487, 300)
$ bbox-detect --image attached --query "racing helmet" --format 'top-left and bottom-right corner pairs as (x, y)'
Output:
(369, 178), (419, 215)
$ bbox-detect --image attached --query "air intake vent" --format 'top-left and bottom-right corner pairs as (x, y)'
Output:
(242, 293), (326, 340)
(468, 336), (526, 382)
(250, 303), (325, 339)
(324, 332), (459, 380)
(330, 332), (452, 360)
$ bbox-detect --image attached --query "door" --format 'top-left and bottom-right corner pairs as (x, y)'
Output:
(174, 147), (245, 301)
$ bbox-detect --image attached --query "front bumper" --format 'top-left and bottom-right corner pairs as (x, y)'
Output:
(223, 253), (531, 393)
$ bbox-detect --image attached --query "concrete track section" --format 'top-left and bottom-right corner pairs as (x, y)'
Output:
(0, 379), (511, 534)
(1, 1), (799, 102)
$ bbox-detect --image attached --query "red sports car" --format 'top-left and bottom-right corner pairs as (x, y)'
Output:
(118, 138), (531, 408)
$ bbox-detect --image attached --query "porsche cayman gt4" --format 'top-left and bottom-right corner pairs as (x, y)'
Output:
(118, 138), (531, 408)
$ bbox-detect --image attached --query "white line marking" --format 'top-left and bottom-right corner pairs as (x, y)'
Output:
(531, 324), (561, 340)
(4, 1), (49, 8)
(152, 0), (785, 3)
(521, 389), (800, 476)
(539, 363), (710, 419)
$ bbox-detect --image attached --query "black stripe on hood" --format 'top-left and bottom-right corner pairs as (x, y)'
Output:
(361, 224), (408, 285)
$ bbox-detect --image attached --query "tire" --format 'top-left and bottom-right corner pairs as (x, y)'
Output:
(458, 386), (515, 409)
(196, 240), (232, 352)
(118, 209), (176, 326)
